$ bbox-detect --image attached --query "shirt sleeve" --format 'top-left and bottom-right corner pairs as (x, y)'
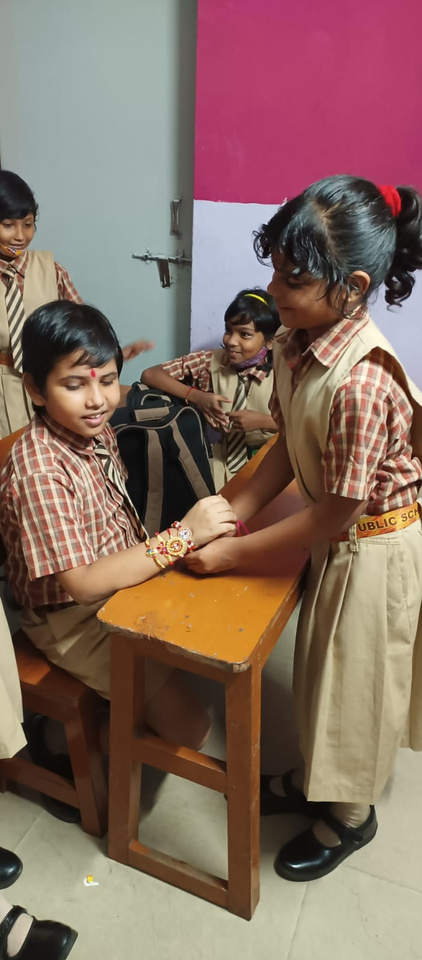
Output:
(54, 262), (83, 303)
(161, 350), (213, 391)
(323, 379), (389, 500)
(13, 471), (96, 579)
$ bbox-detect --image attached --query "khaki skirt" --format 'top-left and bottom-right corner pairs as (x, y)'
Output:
(295, 518), (422, 803)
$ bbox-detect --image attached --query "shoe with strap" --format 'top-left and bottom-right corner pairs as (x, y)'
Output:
(0, 906), (78, 960)
(274, 805), (378, 881)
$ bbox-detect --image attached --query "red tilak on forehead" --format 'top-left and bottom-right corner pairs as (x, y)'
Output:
(90, 369), (96, 378)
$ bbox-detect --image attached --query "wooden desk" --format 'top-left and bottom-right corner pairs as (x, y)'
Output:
(99, 440), (308, 919)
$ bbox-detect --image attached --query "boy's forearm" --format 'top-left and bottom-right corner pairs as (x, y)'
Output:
(56, 542), (161, 605)
(229, 434), (294, 520)
(141, 365), (190, 401)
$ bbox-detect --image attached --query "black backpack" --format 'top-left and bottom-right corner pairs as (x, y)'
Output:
(110, 383), (215, 535)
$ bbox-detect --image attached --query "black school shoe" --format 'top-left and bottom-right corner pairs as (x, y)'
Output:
(0, 850), (22, 890)
(0, 906), (77, 960)
(274, 805), (378, 881)
(260, 769), (328, 818)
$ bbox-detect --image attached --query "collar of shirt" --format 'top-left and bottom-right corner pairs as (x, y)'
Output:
(277, 312), (370, 371)
(39, 412), (109, 457)
(0, 249), (29, 281)
(222, 354), (270, 382)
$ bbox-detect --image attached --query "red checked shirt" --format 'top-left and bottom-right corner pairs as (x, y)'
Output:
(0, 414), (140, 609)
(0, 251), (82, 302)
(162, 348), (272, 390)
(271, 314), (422, 514)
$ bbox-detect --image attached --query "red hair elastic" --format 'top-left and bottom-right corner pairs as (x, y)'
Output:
(378, 185), (401, 218)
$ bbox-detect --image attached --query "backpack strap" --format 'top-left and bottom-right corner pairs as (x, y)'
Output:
(171, 410), (214, 500)
(144, 430), (165, 534)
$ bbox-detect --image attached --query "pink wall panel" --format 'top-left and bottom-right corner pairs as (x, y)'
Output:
(195, 0), (422, 203)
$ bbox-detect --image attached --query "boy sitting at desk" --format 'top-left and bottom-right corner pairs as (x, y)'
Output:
(0, 301), (236, 748)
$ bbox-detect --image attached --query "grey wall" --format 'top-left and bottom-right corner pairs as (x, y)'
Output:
(0, 0), (197, 382)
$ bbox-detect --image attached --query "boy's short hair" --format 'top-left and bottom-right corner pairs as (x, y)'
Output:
(224, 288), (279, 340)
(22, 301), (124, 400)
(0, 170), (38, 222)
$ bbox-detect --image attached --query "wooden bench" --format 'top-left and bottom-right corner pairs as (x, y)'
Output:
(0, 630), (108, 837)
(99, 440), (308, 918)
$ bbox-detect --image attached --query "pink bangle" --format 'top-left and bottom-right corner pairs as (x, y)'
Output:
(236, 520), (250, 537)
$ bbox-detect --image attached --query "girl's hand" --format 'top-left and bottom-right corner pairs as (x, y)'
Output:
(184, 538), (239, 575)
(229, 410), (277, 433)
(181, 495), (236, 549)
(191, 390), (231, 428)
(229, 409), (267, 431)
(122, 339), (155, 361)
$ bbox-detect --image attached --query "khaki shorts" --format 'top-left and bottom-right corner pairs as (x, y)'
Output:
(21, 600), (171, 701)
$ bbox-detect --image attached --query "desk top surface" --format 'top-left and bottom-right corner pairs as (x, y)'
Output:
(98, 442), (307, 670)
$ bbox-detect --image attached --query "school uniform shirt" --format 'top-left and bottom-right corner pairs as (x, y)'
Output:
(162, 348), (271, 391)
(0, 413), (140, 610)
(270, 313), (422, 513)
(0, 251), (82, 437)
(162, 347), (275, 489)
(0, 250), (82, 312)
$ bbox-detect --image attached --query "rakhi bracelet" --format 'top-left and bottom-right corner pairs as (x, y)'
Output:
(236, 520), (250, 537)
(170, 521), (196, 552)
(145, 538), (167, 569)
(153, 525), (195, 564)
(146, 524), (196, 568)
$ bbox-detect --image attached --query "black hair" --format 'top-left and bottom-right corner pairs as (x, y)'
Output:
(22, 301), (123, 407)
(0, 170), (38, 222)
(224, 288), (280, 340)
(253, 175), (422, 312)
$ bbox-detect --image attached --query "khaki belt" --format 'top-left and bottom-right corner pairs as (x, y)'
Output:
(0, 352), (13, 367)
(333, 501), (421, 542)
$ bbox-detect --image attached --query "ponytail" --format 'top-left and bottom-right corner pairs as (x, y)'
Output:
(384, 186), (422, 306)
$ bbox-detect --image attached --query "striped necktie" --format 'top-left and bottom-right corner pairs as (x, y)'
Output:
(94, 440), (148, 539)
(3, 267), (26, 373)
(226, 375), (249, 474)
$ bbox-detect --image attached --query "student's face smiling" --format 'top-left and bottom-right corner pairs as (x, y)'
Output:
(0, 213), (36, 258)
(222, 316), (268, 363)
(267, 251), (340, 338)
(26, 352), (121, 438)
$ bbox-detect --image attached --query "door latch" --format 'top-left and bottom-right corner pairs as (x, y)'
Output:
(132, 250), (192, 288)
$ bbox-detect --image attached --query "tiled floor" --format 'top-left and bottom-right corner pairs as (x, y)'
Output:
(1, 602), (422, 960)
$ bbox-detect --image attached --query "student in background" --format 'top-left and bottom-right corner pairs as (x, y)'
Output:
(0, 170), (152, 438)
(142, 288), (279, 489)
(0, 170), (82, 437)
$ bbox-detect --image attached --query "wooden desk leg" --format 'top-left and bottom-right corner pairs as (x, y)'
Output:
(225, 664), (261, 920)
(108, 635), (145, 864)
(65, 691), (108, 838)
